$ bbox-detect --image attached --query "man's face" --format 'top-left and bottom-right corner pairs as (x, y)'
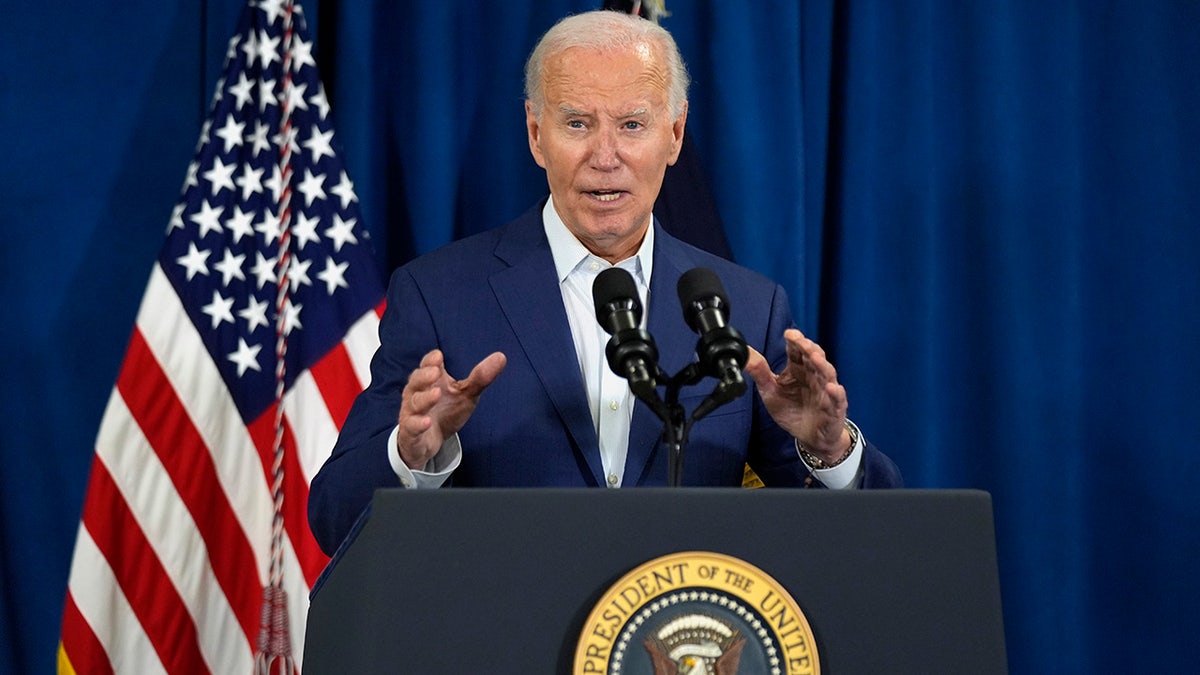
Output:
(526, 43), (687, 263)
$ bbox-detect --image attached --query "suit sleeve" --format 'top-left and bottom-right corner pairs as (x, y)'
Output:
(308, 267), (440, 555)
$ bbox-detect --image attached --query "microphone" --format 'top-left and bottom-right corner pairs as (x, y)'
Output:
(592, 267), (661, 400)
(677, 268), (749, 406)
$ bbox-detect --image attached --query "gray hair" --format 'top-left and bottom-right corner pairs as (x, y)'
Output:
(524, 10), (690, 119)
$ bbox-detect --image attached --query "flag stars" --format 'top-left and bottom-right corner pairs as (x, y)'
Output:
(303, 124), (334, 164)
(190, 200), (225, 238)
(290, 38), (316, 73)
(256, 30), (281, 70)
(176, 242), (211, 281)
(228, 72), (255, 110)
(226, 206), (256, 244)
(291, 212), (321, 250)
(254, 209), (284, 244)
(286, 81), (309, 114)
(228, 338), (263, 377)
(282, 299), (303, 336)
(214, 115), (246, 153)
(310, 82), (331, 120)
(288, 255), (313, 292)
(234, 163), (264, 202)
(213, 248), (247, 286)
(247, 120), (272, 157)
(258, 77), (278, 113)
(264, 165), (284, 204)
(330, 170), (358, 209)
(202, 289), (235, 329)
(297, 169), (327, 207)
(325, 214), (358, 251)
(317, 256), (350, 295)
(238, 296), (270, 333)
(250, 251), (278, 289)
(203, 157), (237, 196)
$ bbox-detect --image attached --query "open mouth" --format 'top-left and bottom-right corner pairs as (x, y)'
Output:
(588, 190), (623, 202)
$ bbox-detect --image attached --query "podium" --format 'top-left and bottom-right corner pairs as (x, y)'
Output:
(304, 489), (1006, 673)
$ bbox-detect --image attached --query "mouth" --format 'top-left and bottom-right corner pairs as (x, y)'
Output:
(586, 189), (624, 202)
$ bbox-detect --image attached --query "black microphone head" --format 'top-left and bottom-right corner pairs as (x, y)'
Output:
(677, 267), (729, 333)
(593, 267), (642, 328)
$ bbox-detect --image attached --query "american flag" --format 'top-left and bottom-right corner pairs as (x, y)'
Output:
(58, 1), (383, 672)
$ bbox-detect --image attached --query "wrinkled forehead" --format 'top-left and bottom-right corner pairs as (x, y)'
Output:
(540, 44), (672, 107)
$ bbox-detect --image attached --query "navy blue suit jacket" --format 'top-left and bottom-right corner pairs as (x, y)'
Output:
(308, 201), (902, 553)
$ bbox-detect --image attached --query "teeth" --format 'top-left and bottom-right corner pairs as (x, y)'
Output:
(592, 191), (620, 202)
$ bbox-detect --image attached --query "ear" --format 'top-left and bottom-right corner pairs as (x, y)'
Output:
(666, 100), (688, 166)
(525, 100), (547, 169)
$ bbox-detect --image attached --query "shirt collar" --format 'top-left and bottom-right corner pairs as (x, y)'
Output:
(542, 198), (655, 286)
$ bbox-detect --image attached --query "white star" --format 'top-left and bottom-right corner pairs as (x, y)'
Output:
(226, 206), (256, 244)
(259, 0), (287, 26)
(264, 164), (284, 204)
(288, 254), (313, 291)
(316, 256), (349, 295)
(271, 124), (299, 156)
(203, 157), (236, 196)
(201, 289), (236, 328)
(258, 77), (278, 113)
(296, 169), (327, 207)
(175, 243), (211, 281)
(290, 37), (316, 72)
(329, 170), (358, 209)
(213, 115), (245, 153)
(228, 338), (263, 377)
(189, 200), (225, 238)
(211, 76), (226, 105)
(247, 120), (272, 157)
(250, 251), (278, 289)
(238, 295), (270, 333)
(213, 248), (247, 286)
(286, 81), (309, 113)
(303, 124), (334, 164)
(234, 163), (264, 202)
(257, 30), (281, 70)
(184, 161), (199, 189)
(255, 209), (283, 244)
(240, 29), (259, 64)
(225, 33), (241, 63)
(290, 212), (321, 250)
(167, 203), (186, 233)
(227, 72), (255, 110)
(309, 82), (331, 120)
(196, 119), (212, 151)
(282, 299), (303, 336)
(325, 214), (359, 252)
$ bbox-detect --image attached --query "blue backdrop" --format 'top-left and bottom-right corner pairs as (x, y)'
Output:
(2, 1), (1198, 672)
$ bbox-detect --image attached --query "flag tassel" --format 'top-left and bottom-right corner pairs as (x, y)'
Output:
(254, 585), (295, 675)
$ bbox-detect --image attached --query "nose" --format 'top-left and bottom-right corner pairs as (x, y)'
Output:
(589, 128), (620, 171)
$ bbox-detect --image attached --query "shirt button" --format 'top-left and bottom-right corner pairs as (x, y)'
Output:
(609, 399), (619, 410)
(607, 473), (619, 486)
(589, 261), (601, 271)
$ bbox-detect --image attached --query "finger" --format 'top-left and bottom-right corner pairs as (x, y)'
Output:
(457, 352), (507, 396)
(743, 346), (776, 393)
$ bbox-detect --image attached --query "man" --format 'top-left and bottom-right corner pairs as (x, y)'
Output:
(308, 10), (902, 555)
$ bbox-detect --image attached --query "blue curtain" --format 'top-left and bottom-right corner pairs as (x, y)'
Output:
(2, 1), (1198, 672)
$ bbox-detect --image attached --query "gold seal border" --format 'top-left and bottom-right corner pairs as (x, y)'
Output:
(573, 550), (820, 675)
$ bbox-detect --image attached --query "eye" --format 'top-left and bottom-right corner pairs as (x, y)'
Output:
(566, 120), (586, 129)
(623, 120), (643, 130)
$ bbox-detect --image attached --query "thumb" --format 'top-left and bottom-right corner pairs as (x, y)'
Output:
(459, 351), (507, 396)
(743, 346), (775, 394)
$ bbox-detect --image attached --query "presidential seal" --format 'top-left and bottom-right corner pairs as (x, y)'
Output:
(574, 551), (819, 675)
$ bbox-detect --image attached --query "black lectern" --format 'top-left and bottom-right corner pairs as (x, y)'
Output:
(304, 489), (1006, 674)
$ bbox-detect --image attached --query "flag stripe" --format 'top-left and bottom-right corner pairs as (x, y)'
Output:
(81, 459), (211, 675)
(309, 341), (362, 429)
(96, 389), (254, 673)
(65, 522), (169, 675)
(116, 328), (262, 645)
(58, 595), (113, 675)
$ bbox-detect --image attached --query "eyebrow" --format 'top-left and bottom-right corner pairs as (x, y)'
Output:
(556, 105), (650, 119)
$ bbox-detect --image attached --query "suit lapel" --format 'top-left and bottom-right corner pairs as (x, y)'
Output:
(489, 212), (604, 485)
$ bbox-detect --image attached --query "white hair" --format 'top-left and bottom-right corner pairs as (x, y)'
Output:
(524, 10), (690, 119)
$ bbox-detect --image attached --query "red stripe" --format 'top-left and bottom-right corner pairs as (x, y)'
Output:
(60, 590), (116, 675)
(309, 342), (361, 428)
(247, 409), (329, 586)
(375, 298), (386, 319)
(81, 458), (211, 675)
(117, 329), (263, 646)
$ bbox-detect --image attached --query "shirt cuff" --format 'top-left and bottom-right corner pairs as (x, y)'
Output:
(387, 425), (461, 489)
(797, 419), (865, 489)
